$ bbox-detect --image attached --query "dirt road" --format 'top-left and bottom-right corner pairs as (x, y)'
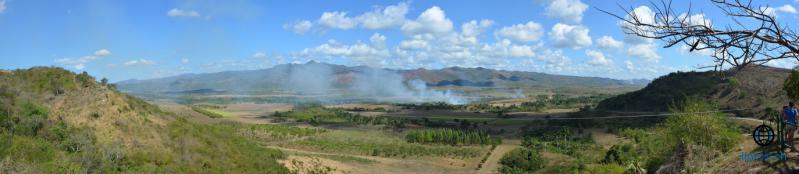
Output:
(476, 140), (522, 174)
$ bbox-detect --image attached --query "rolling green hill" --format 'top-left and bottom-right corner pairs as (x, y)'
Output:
(597, 65), (791, 117)
(0, 67), (289, 173)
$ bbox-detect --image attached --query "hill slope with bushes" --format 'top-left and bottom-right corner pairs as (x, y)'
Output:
(0, 67), (289, 173)
(597, 65), (791, 117)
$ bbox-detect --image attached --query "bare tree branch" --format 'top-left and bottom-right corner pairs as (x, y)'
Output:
(599, 0), (799, 70)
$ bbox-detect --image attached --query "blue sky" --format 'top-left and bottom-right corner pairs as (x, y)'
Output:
(1, 0), (798, 82)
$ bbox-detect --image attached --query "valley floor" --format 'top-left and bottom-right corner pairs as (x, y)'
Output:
(155, 101), (799, 174)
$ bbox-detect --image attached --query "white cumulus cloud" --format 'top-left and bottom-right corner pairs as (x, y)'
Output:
(357, 2), (409, 29)
(597, 36), (623, 51)
(167, 8), (200, 17)
(399, 39), (429, 50)
(543, 0), (588, 24)
(778, 4), (797, 14)
(620, 6), (656, 44)
(627, 43), (660, 62)
(509, 45), (536, 57)
(536, 49), (571, 66)
(284, 20), (313, 34)
(318, 11), (357, 29)
(370, 33), (387, 49)
(549, 23), (592, 49)
(297, 40), (390, 65)
(462, 20), (494, 37)
(586, 50), (613, 66)
(123, 59), (155, 66)
(494, 21), (544, 43)
(401, 6), (454, 35)
(253, 52), (267, 59)
(55, 49), (111, 70)
(94, 49), (111, 57)
(55, 56), (100, 70)
(762, 5), (797, 17)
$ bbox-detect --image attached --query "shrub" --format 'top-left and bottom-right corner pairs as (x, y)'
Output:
(16, 102), (49, 136)
(499, 148), (546, 173)
(60, 129), (96, 153)
(666, 97), (738, 152)
(9, 136), (56, 163)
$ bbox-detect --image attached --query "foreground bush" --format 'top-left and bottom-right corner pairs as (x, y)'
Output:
(499, 148), (546, 173)
(602, 97), (739, 172)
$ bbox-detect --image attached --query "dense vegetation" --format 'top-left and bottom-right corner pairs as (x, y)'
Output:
(499, 148), (546, 173)
(405, 128), (499, 145)
(784, 66), (799, 100)
(394, 94), (610, 113)
(0, 67), (291, 173)
(282, 130), (486, 158)
(600, 98), (739, 173)
(598, 66), (790, 117)
(238, 123), (326, 142)
(467, 94), (611, 113)
(191, 105), (231, 118)
(522, 126), (600, 158)
(496, 97), (740, 173)
(273, 105), (410, 127)
(597, 71), (721, 112)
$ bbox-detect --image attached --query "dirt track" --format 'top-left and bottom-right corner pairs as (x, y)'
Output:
(476, 139), (522, 174)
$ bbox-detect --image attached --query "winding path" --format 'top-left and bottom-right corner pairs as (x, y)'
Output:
(476, 144), (518, 174)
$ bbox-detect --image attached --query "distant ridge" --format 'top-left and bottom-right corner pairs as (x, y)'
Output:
(117, 62), (649, 94)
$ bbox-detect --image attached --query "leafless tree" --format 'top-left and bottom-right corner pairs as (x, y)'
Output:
(601, 0), (799, 70)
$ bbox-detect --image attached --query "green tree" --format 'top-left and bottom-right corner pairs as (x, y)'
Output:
(785, 67), (799, 100)
(499, 148), (546, 173)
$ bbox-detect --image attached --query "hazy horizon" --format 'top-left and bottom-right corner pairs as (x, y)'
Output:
(1, 0), (798, 81)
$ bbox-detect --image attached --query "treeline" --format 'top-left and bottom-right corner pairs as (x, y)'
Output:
(391, 94), (610, 114)
(466, 94), (612, 113)
(405, 128), (499, 145)
(239, 123), (326, 142)
(272, 106), (410, 128)
(522, 126), (597, 158)
(342, 107), (396, 112)
(191, 106), (224, 118)
(397, 102), (460, 110)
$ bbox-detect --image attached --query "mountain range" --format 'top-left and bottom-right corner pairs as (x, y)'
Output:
(117, 61), (649, 95)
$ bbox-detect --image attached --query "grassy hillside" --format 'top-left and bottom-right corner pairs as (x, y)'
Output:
(0, 67), (289, 173)
(597, 65), (790, 116)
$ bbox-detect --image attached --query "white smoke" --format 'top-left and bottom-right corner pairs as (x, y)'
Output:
(350, 68), (470, 104)
(284, 62), (334, 94)
(280, 62), (472, 104)
(407, 79), (469, 104)
(512, 88), (526, 99)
